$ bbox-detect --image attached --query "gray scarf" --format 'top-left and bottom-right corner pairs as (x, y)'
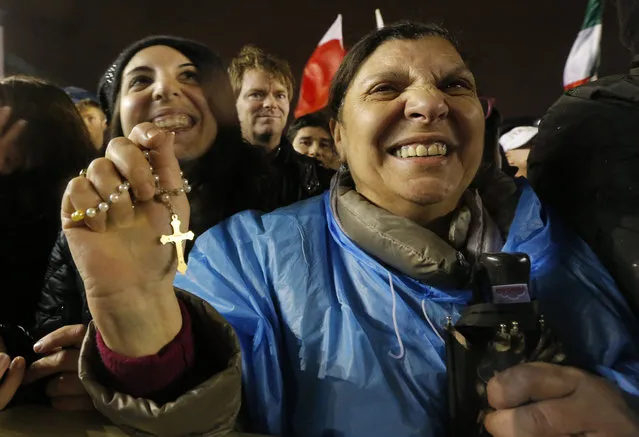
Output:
(330, 171), (506, 289)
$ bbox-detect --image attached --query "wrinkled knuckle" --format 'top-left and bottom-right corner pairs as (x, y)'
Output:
(66, 176), (90, 193)
(88, 157), (114, 175)
(106, 136), (130, 150)
(526, 404), (556, 435)
(105, 137), (133, 158)
(58, 349), (77, 367)
(51, 352), (65, 369)
(47, 350), (73, 371)
(71, 324), (87, 339)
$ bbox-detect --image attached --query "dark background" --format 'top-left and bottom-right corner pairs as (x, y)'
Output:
(0, 0), (634, 119)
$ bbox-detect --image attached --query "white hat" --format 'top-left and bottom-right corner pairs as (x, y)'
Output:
(499, 126), (539, 152)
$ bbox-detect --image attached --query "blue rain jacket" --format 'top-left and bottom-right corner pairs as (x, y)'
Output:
(175, 184), (639, 437)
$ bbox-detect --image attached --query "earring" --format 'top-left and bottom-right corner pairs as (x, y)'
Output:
(339, 162), (349, 173)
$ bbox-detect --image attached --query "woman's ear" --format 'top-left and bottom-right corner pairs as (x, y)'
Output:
(330, 118), (346, 162)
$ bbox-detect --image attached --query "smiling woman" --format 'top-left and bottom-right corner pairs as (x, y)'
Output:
(33, 37), (268, 347)
(115, 45), (218, 161)
(330, 33), (484, 227)
(95, 35), (268, 234)
(61, 22), (639, 437)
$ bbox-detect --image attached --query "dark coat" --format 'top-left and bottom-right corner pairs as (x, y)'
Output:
(33, 138), (333, 338)
(260, 139), (333, 211)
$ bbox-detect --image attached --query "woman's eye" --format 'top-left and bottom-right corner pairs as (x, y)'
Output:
(181, 70), (199, 83)
(129, 76), (151, 89)
(443, 79), (473, 91)
(370, 84), (398, 94)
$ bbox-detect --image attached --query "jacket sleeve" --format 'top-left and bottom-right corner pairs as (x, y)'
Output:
(32, 230), (87, 339)
(78, 290), (263, 437)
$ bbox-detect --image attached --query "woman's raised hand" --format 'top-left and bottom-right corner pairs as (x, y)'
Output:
(62, 123), (188, 357)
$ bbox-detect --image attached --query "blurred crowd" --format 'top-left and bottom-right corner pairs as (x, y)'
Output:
(0, 1), (638, 436)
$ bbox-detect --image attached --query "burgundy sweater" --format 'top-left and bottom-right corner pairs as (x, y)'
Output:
(95, 300), (195, 397)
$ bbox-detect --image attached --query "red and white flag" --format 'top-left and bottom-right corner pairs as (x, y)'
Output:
(563, 0), (603, 90)
(294, 15), (346, 118)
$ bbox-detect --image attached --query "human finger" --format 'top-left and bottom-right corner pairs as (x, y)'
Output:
(23, 349), (79, 384)
(85, 157), (135, 228)
(105, 135), (155, 201)
(63, 174), (108, 232)
(0, 357), (26, 410)
(33, 324), (86, 354)
(484, 397), (586, 437)
(487, 362), (580, 410)
(45, 372), (87, 398)
(0, 353), (10, 378)
(126, 123), (185, 208)
(0, 106), (12, 134)
(0, 118), (28, 148)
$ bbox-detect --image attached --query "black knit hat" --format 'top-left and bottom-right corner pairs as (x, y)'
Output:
(97, 35), (225, 124)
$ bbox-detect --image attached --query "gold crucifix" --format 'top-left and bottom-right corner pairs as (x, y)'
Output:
(160, 214), (194, 274)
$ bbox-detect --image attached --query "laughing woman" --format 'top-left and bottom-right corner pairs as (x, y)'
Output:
(26, 36), (268, 412)
(62, 23), (639, 436)
(35, 36), (267, 337)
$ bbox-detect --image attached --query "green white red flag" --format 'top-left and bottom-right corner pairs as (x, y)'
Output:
(563, 0), (603, 90)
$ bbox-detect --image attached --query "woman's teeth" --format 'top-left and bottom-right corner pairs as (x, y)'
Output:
(153, 114), (192, 131)
(394, 142), (448, 158)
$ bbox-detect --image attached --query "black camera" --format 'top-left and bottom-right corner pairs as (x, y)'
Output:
(446, 253), (566, 437)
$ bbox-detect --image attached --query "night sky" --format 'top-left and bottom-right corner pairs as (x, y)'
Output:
(1, 0), (633, 119)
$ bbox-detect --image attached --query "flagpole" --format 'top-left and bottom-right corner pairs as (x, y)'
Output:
(375, 9), (384, 30)
(0, 9), (5, 78)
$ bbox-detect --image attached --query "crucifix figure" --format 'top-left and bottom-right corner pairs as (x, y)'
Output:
(160, 214), (194, 274)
